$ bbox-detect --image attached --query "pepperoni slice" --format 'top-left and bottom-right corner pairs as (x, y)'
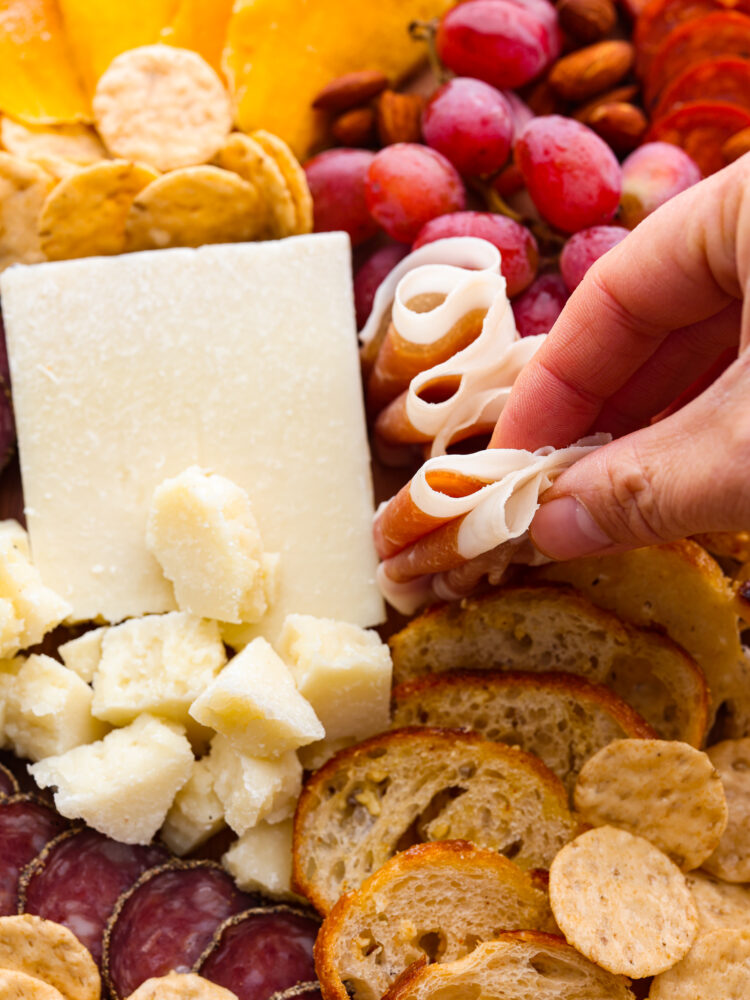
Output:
(104, 861), (256, 1000)
(0, 762), (18, 798)
(0, 795), (68, 916)
(652, 58), (750, 119)
(634, 0), (750, 78)
(644, 12), (750, 107)
(646, 101), (750, 174)
(19, 828), (168, 967)
(198, 908), (320, 1000)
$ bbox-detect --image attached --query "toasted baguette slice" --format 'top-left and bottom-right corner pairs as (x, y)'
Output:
(293, 727), (579, 913)
(314, 842), (554, 1000)
(391, 670), (656, 794)
(381, 932), (635, 1000)
(389, 584), (708, 746)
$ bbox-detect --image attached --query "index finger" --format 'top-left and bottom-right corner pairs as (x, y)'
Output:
(492, 158), (748, 451)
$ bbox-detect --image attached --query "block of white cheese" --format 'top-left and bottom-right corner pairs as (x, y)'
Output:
(1, 236), (384, 636)
(161, 757), (225, 856)
(190, 637), (323, 757)
(222, 819), (299, 900)
(30, 713), (193, 844)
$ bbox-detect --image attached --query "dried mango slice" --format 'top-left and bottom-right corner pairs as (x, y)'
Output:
(0, 153), (54, 270)
(222, 0), (457, 158)
(1, 119), (105, 165)
(0, 0), (89, 124)
(161, 0), (234, 75)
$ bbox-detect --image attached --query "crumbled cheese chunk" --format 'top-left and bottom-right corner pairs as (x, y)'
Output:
(205, 733), (301, 836)
(0, 657), (23, 749)
(147, 466), (280, 625)
(4, 654), (108, 762)
(58, 627), (106, 683)
(298, 736), (357, 772)
(91, 612), (226, 726)
(161, 757), (225, 856)
(222, 819), (300, 900)
(0, 520), (30, 559)
(30, 714), (193, 844)
(277, 614), (392, 742)
(189, 637), (323, 757)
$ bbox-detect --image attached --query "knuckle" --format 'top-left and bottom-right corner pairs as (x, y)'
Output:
(591, 445), (674, 545)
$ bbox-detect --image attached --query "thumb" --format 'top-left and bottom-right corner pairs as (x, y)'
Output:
(530, 351), (750, 560)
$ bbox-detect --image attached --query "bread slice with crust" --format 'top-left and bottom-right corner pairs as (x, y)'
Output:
(293, 727), (579, 914)
(388, 584), (708, 746)
(391, 670), (656, 794)
(381, 932), (635, 1000)
(314, 841), (554, 1000)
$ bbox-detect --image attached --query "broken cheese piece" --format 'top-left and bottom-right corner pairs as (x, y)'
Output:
(30, 713), (193, 844)
(222, 819), (299, 900)
(189, 637), (323, 757)
(161, 756), (225, 856)
(58, 627), (106, 684)
(146, 466), (279, 624)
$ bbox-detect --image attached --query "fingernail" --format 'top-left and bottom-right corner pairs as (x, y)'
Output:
(530, 496), (614, 560)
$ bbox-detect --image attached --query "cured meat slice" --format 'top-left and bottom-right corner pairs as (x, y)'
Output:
(104, 861), (255, 1000)
(0, 762), (18, 798)
(646, 101), (750, 175)
(0, 795), (67, 916)
(634, 0), (750, 78)
(651, 58), (750, 119)
(643, 13), (750, 107)
(198, 908), (320, 1000)
(269, 984), (322, 1000)
(18, 827), (168, 967)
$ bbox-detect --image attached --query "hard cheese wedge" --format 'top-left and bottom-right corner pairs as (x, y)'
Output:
(1, 234), (384, 634)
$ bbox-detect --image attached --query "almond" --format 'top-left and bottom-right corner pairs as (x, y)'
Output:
(376, 90), (425, 145)
(331, 107), (377, 147)
(573, 84), (640, 122)
(556, 0), (616, 43)
(584, 102), (648, 153)
(549, 40), (635, 103)
(722, 127), (750, 164)
(312, 70), (389, 113)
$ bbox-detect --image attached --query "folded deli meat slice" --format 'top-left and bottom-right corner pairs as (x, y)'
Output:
(375, 436), (608, 615)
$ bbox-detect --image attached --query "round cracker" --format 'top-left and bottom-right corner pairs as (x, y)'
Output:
(686, 871), (750, 934)
(0, 153), (54, 269)
(213, 133), (296, 239)
(0, 969), (65, 1000)
(93, 45), (232, 172)
(125, 973), (237, 1000)
(703, 738), (750, 882)
(39, 160), (158, 260)
(1, 120), (106, 166)
(0, 915), (99, 1000)
(125, 166), (263, 251)
(649, 927), (750, 998)
(574, 739), (728, 871)
(249, 130), (313, 235)
(549, 826), (698, 977)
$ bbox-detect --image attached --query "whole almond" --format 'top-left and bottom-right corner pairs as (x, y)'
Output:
(573, 84), (639, 122)
(376, 90), (425, 145)
(584, 102), (648, 153)
(312, 70), (389, 113)
(557, 0), (616, 42)
(331, 107), (377, 146)
(549, 41), (635, 102)
(722, 127), (750, 164)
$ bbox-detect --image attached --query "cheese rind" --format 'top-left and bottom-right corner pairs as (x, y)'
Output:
(2, 237), (384, 635)
(189, 637), (323, 757)
(29, 713), (194, 844)
(161, 757), (225, 856)
(222, 819), (299, 900)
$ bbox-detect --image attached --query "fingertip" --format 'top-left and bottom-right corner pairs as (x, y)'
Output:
(530, 495), (616, 561)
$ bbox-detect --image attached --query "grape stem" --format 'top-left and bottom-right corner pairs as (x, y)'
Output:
(409, 19), (449, 85)
(471, 178), (566, 254)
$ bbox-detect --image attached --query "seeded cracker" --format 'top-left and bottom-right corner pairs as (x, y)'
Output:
(250, 131), (313, 235)
(0, 969), (65, 1000)
(213, 133), (297, 239)
(649, 927), (750, 998)
(92, 45), (232, 172)
(125, 166), (263, 251)
(39, 161), (158, 260)
(125, 973), (238, 1000)
(0, 153), (53, 270)
(686, 871), (750, 933)
(574, 739), (728, 870)
(0, 915), (100, 1000)
(703, 737), (750, 881)
(1, 120), (106, 166)
(549, 826), (698, 977)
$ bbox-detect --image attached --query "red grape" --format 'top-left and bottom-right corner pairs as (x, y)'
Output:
(500, 0), (562, 58)
(304, 148), (379, 246)
(353, 243), (409, 328)
(512, 272), (568, 337)
(413, 211), (539, 297)
(559, 225), (629, 291)
(422, 78), (514, 177)
(436, 0), (555, 91)
(502, 90), (535, 140)
(620, 142), (702, 230)
(515, 115), (622, 232)
(365, 143), (467, 243)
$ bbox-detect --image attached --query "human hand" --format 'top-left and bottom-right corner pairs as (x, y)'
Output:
(491, 154), (750, 561)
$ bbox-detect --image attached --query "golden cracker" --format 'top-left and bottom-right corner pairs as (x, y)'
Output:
(250, 130), (313, 235)
(0, 969), (65, 1000)
(0, 153), (54, 270)
(703, 738), (750, 882)
(0, 915), (99, 1000)
(213, 133), (296, 239)
(686, 871), (750, 934)
(650, 927), (750, 998)
(1, 120), (105, 166)
(125, 973), (237, 1000)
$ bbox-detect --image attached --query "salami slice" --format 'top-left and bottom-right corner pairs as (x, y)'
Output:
(104, 861), (257, 1000)
(634, 0), (750, 78)
(652, 58), (750, 119)
(644, 12), (750, 107)
(646, 101), (750, 174)
(0, 762), (18, 798)
(18, 828), (168, 967)
(0, 795), (68, 916)
(269, 984), (322, 1000)
(197, 908), (320, 1000)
